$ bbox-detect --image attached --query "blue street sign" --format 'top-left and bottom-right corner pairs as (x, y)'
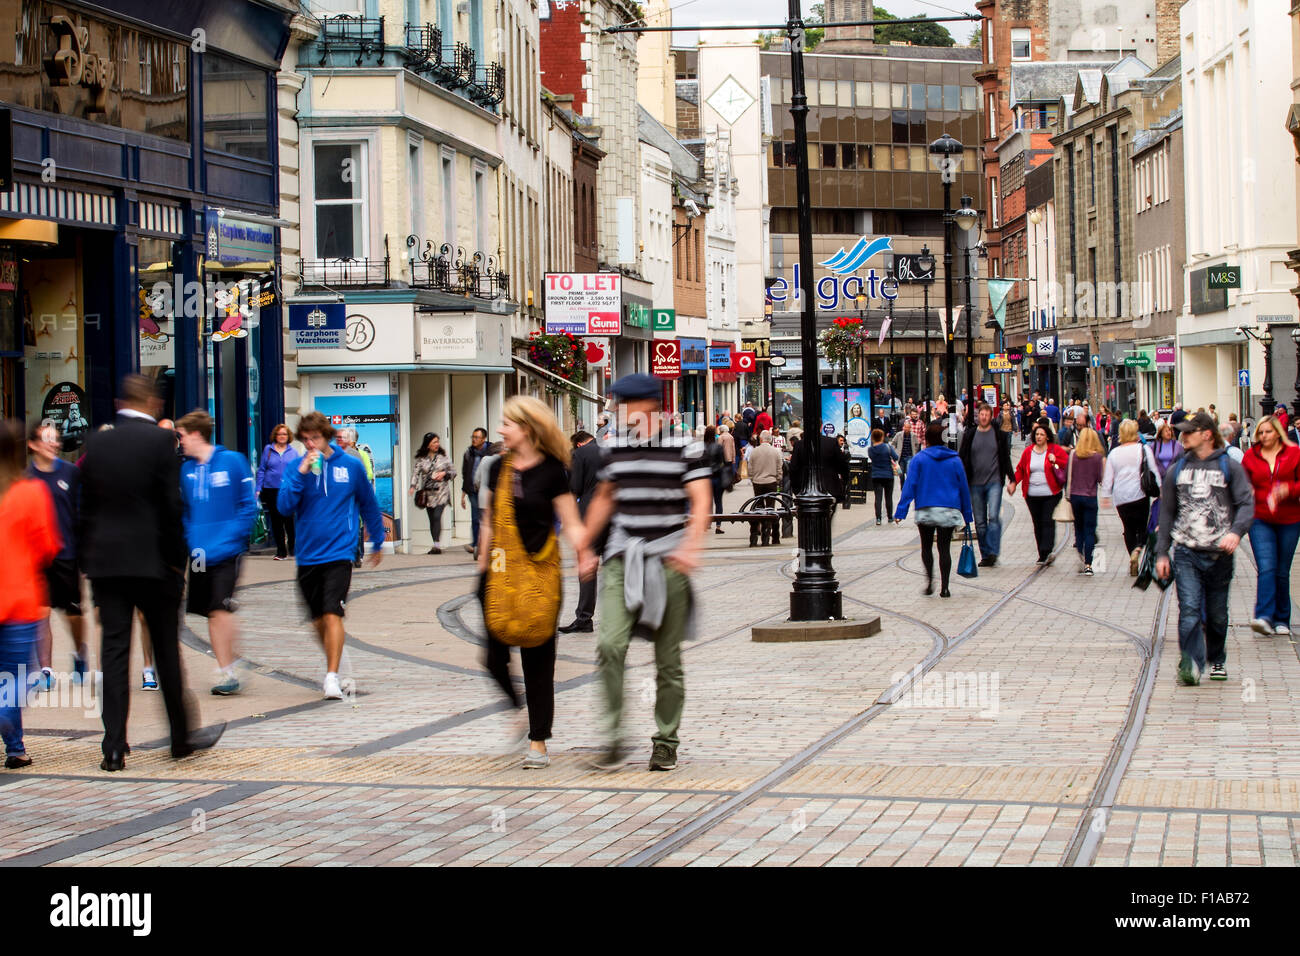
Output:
(1238, 369), (1250, 388)
(1091, 354), (1100, 368)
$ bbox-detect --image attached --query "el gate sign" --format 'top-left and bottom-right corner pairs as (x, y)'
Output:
(544, 273), (622, 336)
(1207, 265), (1240, 290)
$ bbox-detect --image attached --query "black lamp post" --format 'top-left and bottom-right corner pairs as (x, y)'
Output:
(786, 0), (841, 622)
(954, 195), (980, 407)
(918, 244), (935, 415)
(929, 133), (963, 424)
(1238, 325), (1276, 417)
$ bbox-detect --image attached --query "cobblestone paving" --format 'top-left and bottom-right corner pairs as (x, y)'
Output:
(9, 474), (1300, 866)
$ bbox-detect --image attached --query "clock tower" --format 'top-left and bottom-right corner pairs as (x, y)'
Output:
(818, 0), (876, 53)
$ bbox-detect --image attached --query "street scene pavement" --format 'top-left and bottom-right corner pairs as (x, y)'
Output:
(6, 477), (1300, 867)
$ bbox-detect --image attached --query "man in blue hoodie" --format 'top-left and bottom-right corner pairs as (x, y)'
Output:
(278, 411), (385, 700)
(176, 410), (258, 696)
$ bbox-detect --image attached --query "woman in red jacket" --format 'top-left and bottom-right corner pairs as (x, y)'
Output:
(1010, 422), (1068, 565)
(1241, 415), (1300, 637)
(0, 420), (61, 768)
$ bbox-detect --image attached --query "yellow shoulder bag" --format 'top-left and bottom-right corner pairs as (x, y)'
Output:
(482, 455), (561, 647)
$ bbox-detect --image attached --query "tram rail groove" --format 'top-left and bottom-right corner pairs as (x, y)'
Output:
(1062, 585), (1172, 867)
(620, 542), (1061, 868)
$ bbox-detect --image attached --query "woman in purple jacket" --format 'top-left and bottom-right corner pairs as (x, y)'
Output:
(255, 423), (300, 560)
(1067, 428), (1107, 575)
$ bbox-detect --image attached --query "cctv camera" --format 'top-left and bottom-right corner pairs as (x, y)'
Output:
(684, 199), (701, 219)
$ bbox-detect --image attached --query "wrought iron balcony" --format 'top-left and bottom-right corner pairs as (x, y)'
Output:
(318, 15), (385, 67)
(298, 246), (391, 290)
(407, 236), (509, 301)
(468, 62), (505, 106)
(403, 23), (442, 71)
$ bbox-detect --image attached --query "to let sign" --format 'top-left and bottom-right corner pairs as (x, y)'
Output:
(651, 339), (681, 378)
(544, 273), (622, 335)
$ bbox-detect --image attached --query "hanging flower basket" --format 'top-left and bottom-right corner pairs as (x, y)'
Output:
(528, 330), (587, 419)
(818, 316), (866, 366)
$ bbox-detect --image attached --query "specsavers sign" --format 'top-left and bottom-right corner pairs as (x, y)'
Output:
(544, 273), (622, 336)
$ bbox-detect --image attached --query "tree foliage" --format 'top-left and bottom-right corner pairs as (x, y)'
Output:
(872, 6), (956, 47)
(758, 2), (824, 52)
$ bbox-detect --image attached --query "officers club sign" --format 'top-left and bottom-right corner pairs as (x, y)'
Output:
(544, 273), (621, 336)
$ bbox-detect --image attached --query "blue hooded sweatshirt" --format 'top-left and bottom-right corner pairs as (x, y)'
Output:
(180, 445), (258, 565)
(277, 444), (385, 565)
(893, 445), (974, 523)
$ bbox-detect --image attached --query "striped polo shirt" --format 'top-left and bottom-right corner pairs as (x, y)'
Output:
(597, 432), (711, 558)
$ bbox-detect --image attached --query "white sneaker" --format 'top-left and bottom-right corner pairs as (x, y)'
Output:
(323, 672), (344, 700)
(522, 748), (550, 769)
(1275, 623), (1292, 636)
(1250, 618), (1274, 636)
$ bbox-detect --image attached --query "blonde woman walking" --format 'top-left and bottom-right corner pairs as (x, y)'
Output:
(1068, 428), (1107, 575)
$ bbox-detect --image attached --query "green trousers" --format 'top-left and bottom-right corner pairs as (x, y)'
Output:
(597, 558), (688, 749)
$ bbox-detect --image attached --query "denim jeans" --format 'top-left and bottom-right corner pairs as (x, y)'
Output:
(468, 496), (482, 550)
(1070, 495), (1099, 564)
(969, 480), (1003, 558)
(1248, 518), (1300, 626)
(0, 621), (38, 756)
(1172, 545), (1232, 670)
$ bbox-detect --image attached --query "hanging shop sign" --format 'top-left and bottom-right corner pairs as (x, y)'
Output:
(731, 351), (757, 374)
(289, 302), (346, 349)
(1155, 345), (1176, 367)
(651, 339), (681, 378)
(679, 337), (707, 371)
(1206, 265), (1240, 290)
(544, 272), (622, 335)
(1004, 347), (1025, 365)
(707, 346), (732, 369)
(1061, 345), (1090, 367)
(584, 338), (611, 368)
(1026, 334), (1057, 358)
(652, 308), (676, 332)
(205, 210), (276, 265)
(626, 302), (650, 329)
(986, 353), (1012, 373)
(740, 338), (771, 361)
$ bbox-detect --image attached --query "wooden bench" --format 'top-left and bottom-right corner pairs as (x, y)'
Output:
(712, 492), (795, 546)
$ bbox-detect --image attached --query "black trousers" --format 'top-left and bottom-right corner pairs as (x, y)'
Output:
(426, 503), (447, 543)
(711, 475), (725, 524)
(873, 476), (894, 520)
(1116, 498), (1151, 553)
(918, 524), (955, 589)
(1026, 493), (1061, 561)
(92, 576), (195, 757)
(260, 487), (294, 557)
(575, 574), (597, 624)
(484, 634), (557, 741)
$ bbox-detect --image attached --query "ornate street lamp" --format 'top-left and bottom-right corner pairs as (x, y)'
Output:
(1237, 324), (1276, 417)
(918, 244), (935, 415)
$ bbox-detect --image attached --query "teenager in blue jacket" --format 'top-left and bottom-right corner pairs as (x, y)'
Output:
(277, 412), (385, 700)
(895, 421), (974, 598)
(177, 410), (258, 695)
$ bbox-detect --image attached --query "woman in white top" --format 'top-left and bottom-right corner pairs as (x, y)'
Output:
(1100, 418), (1160, 575)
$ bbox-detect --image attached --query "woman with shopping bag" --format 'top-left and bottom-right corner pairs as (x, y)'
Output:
(894, 422), (974, 598)
(1011, 423), (1069, 566)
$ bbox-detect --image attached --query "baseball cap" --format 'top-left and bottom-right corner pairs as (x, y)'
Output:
(609, 373), (662, 402)
(1175, 411), (1217, 435)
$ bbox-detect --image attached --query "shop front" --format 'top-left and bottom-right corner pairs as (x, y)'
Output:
(1023, 333), (1059, 403)
(678, 336), (707, 429)
(0, 0), (291, 455)
(294, 297), (512, 553)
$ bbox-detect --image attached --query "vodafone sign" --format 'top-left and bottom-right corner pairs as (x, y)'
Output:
(651, 339), (681, 378)
(731, 351), (757, 373)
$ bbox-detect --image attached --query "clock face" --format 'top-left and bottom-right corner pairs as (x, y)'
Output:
(706, 75), (755, 126)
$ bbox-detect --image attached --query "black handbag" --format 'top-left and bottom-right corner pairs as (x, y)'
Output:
(1139, 444), (1161, 498)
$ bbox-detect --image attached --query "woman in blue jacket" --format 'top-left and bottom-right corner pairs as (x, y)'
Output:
(256, 424), (299, 560)
(895, 421), (974, 598)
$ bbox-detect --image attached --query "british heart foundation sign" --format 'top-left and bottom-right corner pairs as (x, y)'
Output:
(652, 339), (681, 378)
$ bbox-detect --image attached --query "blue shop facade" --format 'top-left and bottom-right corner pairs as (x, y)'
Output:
(0, 0), (292, 457)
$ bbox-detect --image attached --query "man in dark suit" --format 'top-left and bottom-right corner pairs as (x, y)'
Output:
(789, 432), (851, 514)
(559, 430), (604, 633)
(79, 375), (224, 771)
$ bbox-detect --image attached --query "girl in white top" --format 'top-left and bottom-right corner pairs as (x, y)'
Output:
(1100, 418), (1160, 575)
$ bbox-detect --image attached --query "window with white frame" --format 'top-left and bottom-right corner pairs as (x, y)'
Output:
(988, 94), (997, 138)
(984, 20), (993, 63)
(313, 0), (363, 14)
(313, 141), (367, 259)
(990, 177), (999, 228)
(474, 163), (487, 254)
(408, 136), (424, 241)
(441, 149), (456, 247)
(1010, 28), (1031, 61)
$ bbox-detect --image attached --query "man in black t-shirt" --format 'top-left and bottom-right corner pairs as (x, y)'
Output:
(579, 374), (712, 773)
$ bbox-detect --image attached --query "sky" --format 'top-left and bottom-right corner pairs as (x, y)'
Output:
(664, 0), (982, 44)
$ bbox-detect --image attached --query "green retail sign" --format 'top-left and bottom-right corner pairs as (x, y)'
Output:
(652, 308), (675, 331)
(1124, 355), (1151, 368)
(627, 303), (650, 328)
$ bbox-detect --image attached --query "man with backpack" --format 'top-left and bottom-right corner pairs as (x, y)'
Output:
(1155, 412), (1254, 686)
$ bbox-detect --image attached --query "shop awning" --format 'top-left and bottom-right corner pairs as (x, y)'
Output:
(511, 354), (604, 406)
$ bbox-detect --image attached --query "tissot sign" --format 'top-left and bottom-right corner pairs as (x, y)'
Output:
(767, 235), (901, 312)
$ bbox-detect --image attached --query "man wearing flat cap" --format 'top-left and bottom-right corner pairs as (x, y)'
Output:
(578, 373), (713, 772)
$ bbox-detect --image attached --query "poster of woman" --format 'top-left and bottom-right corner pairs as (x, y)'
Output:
(821, 386), (873, 457)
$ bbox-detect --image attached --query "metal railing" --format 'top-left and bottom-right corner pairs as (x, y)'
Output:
(299, 237), (391, 288)
(406, 236), (509, 300)
(318, 14), (385, 66)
